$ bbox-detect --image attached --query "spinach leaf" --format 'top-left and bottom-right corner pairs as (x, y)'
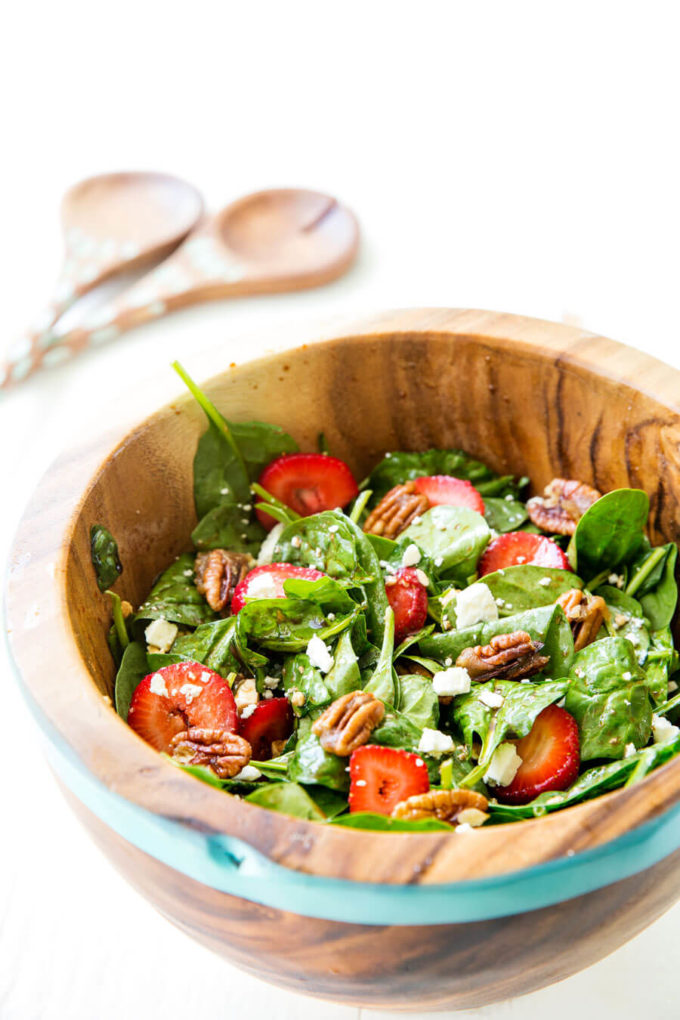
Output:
(420, 604), (574, 678)
(365, 449), (523, 503)
(564, 636), (653, 759)
(343, 514), (391, 645)
(488, 735), (680, 822)
(282, 653), (332, 715)
(324, 629), (362, 699)
(282, 575), (358, 614)
(114, 641), (149, 720)
(330, 813), (451, 832)
(439, 755), (489, 795)
(568, 489), (649, 578)
(191, 504), (265, 554)
(633, 544), (678, 631)
(364, 607), (396, 704)
(372, 707), (425, 749)
(396, 673), (439, 730)
(134, 553), (216, 631)
(236, 597), (356, 652)
(481, 566), (582, 617)
(306, 785), (348, 819)
(172, 617), (243, 677)
(245, 781), (326, 820)
(595, 584), (651, 663)
(288, 728), (350, 791)
(644, 626), (679, 706)
(483, 497), (529, 533)
(91, 525), (122, 592)
(166, 757), (261, 795)
(400, 506), (491, 583)
(106, 590), (130, 665)
(273, 511), (363, 580)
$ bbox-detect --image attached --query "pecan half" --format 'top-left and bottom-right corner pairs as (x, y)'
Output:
(557, 588), (609, 651)
(363, 482), (429, 539)
(194, 550), (254, 613)
(455, 631), (549, 681)
(391, 789), (489, 826)
(169, 727), (251, 779)
(526, 478), (601, 535)
(312, 691), (385, 756)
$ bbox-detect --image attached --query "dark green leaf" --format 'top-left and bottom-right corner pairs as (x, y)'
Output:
(191, 504), (266, 554)
(172, 616), (243, 677)
(133, 553), (216, 631)
(365, 449), (522, 503)
(114, 641), (149, 720)
(395, 672), (439, 730)
(288, 728), (350, 791)
(330, 812), (451, 832)
(568, 489), (649, 577)
(483, 497), (529, 533)
(636, 545), (678, 630)
(245, 781), (325, 820)
(364, 607), (396, 704)
(236, 597), (356, 652)
(400, 506), (491, 583)
(90, 525), (122, 592)
(481, 566), (582, 617)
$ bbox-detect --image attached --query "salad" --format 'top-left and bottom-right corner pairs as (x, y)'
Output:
(93, 363), (680, 833)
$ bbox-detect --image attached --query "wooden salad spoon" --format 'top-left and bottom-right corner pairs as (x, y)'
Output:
(2, 171), (204, 387)
(0, 188), (359, 391)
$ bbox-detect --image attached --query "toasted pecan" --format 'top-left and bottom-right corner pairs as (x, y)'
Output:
(312, 691), (385, 756)
(391, 788), (489, 826)
(455, 630), (549, 681)
(527, 478), (601, 535)
(169, 727), (251, 779)
(194, 550), (254, 613)
(363, 482), (430, 539)
(557, 588), (609, 651)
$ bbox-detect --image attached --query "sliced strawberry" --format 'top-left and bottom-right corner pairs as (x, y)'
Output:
(349, 745), (430, 815)
(256, 452), (359, 530)
(128, 661), (238, 752)
(494, 704), (580, 805)
(386, 567), (428, 644)
(413, 475), (485, 515)
(231, 562), (324, 614)
(478, 531), (571, 575)
(239, 697), (294, 760)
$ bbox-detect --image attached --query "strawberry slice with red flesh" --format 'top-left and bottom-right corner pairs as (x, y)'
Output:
(349, 745), (430, 815)
(127, 661), (238, 752)
(386, 567), (428, 644)
(256, 452), (359, 530)
(413, 475), (485, 515)
(494, 704), (580, 805)
(231, 562), (324, 614)
(239, 697), (294, 761)
(478, 531), (571, 576)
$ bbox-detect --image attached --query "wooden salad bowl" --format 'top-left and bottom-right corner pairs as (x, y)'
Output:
(8, 309), (680, 1011)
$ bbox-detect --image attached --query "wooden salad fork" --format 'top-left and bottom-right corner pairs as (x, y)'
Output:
(1, 187), (359, 391)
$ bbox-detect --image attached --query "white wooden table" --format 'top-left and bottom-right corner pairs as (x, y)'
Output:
(2, 3), (680, 1016)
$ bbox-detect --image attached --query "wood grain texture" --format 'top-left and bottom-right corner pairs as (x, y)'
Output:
(7, 309), (680, 1007)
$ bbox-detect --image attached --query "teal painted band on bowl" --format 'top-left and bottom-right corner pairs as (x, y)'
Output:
(45, 722), (680, 926)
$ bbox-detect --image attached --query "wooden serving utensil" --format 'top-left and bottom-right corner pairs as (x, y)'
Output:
(0, 188), (359, 391)
(2, 171), (204, 386)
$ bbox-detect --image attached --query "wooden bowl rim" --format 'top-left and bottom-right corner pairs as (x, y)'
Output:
(8, 307), (680, 887)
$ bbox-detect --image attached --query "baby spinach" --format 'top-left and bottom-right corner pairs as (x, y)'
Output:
(282, 575), (359, 614)
(420, 603), (574, 678)
(364, 607), (396, 704)
(134, 553), (216, 631)
(365, 449), (523, 503)
(330, 813), (451, 832)
(395, 672), (439, 730)
(644, 626), (678, 706)
(191, 506), (265, 554)
(245, 781), (326, 820)
(324, 629), (362, 699)
(595, 584), (650, 656)
(483, 497), (529, 533)
(481, 566), (582, 616)
(372, 707), (424, 749)
(629, 543), (678, 631)
(288, 727), (350, 791)
(401, 506), (491, 584)
(564, 637), (653, 759)
(172, 616), (243, 677)
(114, 640), (149, 720)
(236, 597), (356, 652)
(91, 525), (122, 592)
(282, 653), (332, 715)
(568, 489), (649, 578)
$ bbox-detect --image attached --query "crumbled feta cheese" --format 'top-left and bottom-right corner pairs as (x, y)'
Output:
(149, 673), (168, 698)
(246, 572), (281, 599)
(263, 675), (280, 689)
(291, 534), (302, 548)
(668, 680), (679, 693)
(455, 583), (499, 630)
(411, 515), (422, 527)
(434, 556), (444, 567)
(306, 635), (333, 673)
(144, 618), (178, 653)
(257, 522), (285, 565)
(179, 683), (203, 705)
(328, 524), (339, 534)
(439, 587), (458, 607)
(432, 666), (471, 697)
(622, 671), (632, 681)
(495, 597), (505, 607)
(415, 569), (430, 588)
(614, 613), (629, 628)
(183, 568), (194, 577)
(444, 657), (453, 667)
(401, 543), (422, 568)
(538, 577), (552, 587)
(652, 714), (680, 744)
(234, 677), (258, 713)
(418, 728), (455, 755)
(235, 764), (262, 781)
(240, 703), (257, 720)
(608, 573), (625, 588)
(456, 807), (489, 828)
(456, 822), (473, 833)
(200, 671), (211, 683)
(290, 690), (306, 707)
(624, 742), (637, 757)
(479, 689), (504, 709)
(484, 743), (523, 786)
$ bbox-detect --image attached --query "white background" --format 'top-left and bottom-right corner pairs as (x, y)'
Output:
(2, 2), (680, 1017)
